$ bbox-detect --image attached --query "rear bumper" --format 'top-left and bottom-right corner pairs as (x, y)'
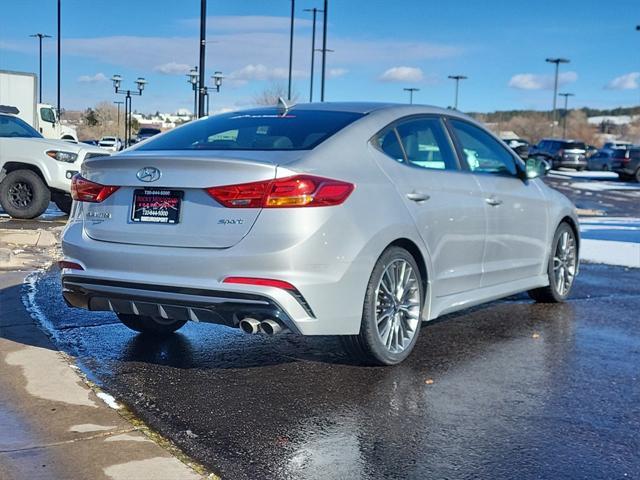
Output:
(557, 158), (587, 169)
(62, 275), (302, 333)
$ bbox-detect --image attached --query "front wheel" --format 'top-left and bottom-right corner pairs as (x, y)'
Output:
(528, 223), (578, 303)
(0, 170), (50, 219)
(341, 246), (424, 365)
(117, 313), (186, 336)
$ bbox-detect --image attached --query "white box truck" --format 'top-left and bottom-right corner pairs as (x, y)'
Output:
(0, 70), (78, 142)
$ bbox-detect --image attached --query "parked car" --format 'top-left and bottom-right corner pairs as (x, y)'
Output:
(60, 103), (579, 365)
(531, 138), (587, 170)
(603, 141), (633, 150)
(0, 110), (109, 218)
(81, 139), (99, 146)
(587, 148), (629, 171)
(135, 127), (161, 144)
(611, 148), (640, 182)
(98, 136), (123, 152)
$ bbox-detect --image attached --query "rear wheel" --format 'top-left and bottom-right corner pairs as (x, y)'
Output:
(52, 192), (72, 214)
(635, 168), (640, 183)
(341, 246), (423, 365)
(528, 223), (578, 303)
(116, 313), (186, 335)
(0, 170), (50, 219)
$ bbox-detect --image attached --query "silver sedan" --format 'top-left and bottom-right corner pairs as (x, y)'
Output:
(60, 103), (579, 365)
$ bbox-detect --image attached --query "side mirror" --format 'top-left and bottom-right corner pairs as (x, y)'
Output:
(513, 144), (529, 160)
(525, 157), (550, 179)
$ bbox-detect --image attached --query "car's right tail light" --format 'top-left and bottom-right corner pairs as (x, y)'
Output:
(71, 174), (119, 203)
(205, 175), (354, 208)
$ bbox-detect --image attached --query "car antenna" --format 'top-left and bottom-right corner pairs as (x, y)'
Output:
(277, 97), (294, 116)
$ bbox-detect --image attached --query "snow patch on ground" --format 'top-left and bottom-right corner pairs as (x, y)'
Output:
(97, 391), (122, 410)
(568, 182), (640, 192)
(580, 240), (640, 268)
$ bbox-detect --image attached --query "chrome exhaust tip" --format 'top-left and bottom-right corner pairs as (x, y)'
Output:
(260, 319), (284, 336)
(239, 318), (261, 334)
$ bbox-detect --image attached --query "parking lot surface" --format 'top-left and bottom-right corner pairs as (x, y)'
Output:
(25, 263), (640, 479)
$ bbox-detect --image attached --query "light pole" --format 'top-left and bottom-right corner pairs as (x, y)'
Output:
(57, 0), (61, 116)
(111, 75), (147, 147)
(403, 87), (419, 104)
(113, 100), (124, 140)
(198, 0), (207, 118)
(304, 7), (323, 102)
(29, 33), (51, 103)
(187, 67), (199, 119)
(546, 57), (570, 136)
(559, 92), (574, 139)
(320, 0), (328, 102)
(203, 72), (224, 116)
(447, 75), (467, 110)
(287, 0), (295, 100)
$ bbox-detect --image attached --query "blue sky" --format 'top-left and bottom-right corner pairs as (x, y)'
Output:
(1, 0), (639, 114)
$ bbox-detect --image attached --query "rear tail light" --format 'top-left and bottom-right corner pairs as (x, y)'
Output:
(206, 175), (354, 208)
(71, 174), (119, 203)
(223, 276), (296, 291)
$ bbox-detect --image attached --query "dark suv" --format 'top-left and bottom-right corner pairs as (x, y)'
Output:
(611, 147), (640, 182)
(531, 139), (588, 170)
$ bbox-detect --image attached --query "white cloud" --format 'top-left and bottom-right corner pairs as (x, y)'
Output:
(77, 73), (107, 83)
(153, 62), (192, 75)
(227, 64), (306, 86)
(379, 66), (424, 83)
(328, 68), (348, 79)
(508, 71), (577, 90)
(605, 72), (639, 90)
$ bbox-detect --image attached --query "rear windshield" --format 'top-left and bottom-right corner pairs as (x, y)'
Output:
(562, 141), (586, 150)
(136, 109), (364, 151)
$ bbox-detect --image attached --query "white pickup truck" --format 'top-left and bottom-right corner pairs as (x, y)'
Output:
(0, 108), (109, 218)
(0, 70), (79, 142)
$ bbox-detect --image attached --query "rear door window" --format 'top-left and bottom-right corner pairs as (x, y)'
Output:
(395, 117), (458, 170)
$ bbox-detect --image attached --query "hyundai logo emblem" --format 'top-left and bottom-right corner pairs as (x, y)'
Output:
(136, 167), (161, 182)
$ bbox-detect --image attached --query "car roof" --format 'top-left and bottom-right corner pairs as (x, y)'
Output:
(234, 102), (461, 117)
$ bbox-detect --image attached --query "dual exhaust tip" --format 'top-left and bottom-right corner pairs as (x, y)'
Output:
(239, 318), (285, 336)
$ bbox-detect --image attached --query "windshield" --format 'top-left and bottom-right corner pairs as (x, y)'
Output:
(0, 114), (42, 138)
(562, 142), (586, 150)
(136, 109), (364, 151)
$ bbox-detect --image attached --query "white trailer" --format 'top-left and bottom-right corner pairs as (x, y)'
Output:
(0, 70), (78, 142)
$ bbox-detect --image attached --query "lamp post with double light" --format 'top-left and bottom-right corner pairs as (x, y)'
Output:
(111, 75), (147, 147)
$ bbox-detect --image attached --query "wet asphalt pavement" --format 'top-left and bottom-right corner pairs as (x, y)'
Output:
(24, 263), (640, 479)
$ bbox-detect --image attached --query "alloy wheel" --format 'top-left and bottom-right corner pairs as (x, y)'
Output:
(8, 182), (33, 209)
(553, 230), (577, 297)
(375, 259), (421, 354)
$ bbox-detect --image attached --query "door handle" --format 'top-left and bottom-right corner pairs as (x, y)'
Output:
(406, 192), (430, 202)
(485, 197), (503, 207)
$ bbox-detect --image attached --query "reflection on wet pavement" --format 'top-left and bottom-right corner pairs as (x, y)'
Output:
(24, 264), (640, 479)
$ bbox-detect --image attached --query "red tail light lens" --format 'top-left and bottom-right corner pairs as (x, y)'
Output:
(58, 260), (84, 270)
(206, 175), (354, 208)
(223, 276), (296, 291)
(71, 174), (119, 203)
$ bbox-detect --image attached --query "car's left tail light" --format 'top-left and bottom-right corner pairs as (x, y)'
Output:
(71, 174), (119, 203)
(205, 175), (354, 208)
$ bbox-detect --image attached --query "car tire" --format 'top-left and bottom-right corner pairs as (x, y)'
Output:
(635, 169), (640, 183)
(340, 246), (424, 365)
(0, 170), (50, 219)
(52, 192), (72, 214)
(528, 222), (578, 303)
(116, 313), (187, 336)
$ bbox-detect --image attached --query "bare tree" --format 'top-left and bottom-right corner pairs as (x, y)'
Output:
(252, 83), (300, 106)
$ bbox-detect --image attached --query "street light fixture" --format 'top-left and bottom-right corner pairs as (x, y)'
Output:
(29, 33), (52, 103)
(187, 67), (199, 119)
(403, 87), (420, 104)
(203, 72), (224, 116)
(558, 92), (574, 139)
(545, 57), (570, 135)
(112, 74), (147, 147)
(447, 75), (468, 110)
